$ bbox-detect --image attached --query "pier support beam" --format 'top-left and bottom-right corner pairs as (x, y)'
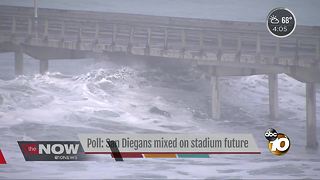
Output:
(14, 50), (23, 76)
(268, 74), (278, 119)
(40, 59), (49, 74)
(306, 83), (318, 149)
(211, 76), (221, 119)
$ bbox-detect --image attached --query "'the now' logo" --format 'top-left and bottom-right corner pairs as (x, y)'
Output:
(17, 141), (87, 161)
(20, 143), (79, 155)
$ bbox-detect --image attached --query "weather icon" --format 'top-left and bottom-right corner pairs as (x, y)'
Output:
(269, 15), (280, 24)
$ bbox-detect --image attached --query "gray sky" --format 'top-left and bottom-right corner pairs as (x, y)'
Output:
(0, 0), (319, 26)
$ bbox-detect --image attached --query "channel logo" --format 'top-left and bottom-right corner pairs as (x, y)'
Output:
(265, 128), (290, 156)
(18, 141), (89, 161)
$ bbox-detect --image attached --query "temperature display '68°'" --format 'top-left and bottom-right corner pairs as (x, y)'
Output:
(267, 8), (296, 38)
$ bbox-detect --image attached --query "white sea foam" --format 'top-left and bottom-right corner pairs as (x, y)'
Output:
(0, 54), (319, 179)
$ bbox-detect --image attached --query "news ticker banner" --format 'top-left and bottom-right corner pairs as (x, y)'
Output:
(79, 134), (260, 158)
(16, 134), (260, 161)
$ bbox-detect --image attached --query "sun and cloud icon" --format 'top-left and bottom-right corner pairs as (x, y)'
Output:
(269, 15), (280, 24)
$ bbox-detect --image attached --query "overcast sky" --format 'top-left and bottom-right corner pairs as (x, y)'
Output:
(0, 0), (319, 26)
